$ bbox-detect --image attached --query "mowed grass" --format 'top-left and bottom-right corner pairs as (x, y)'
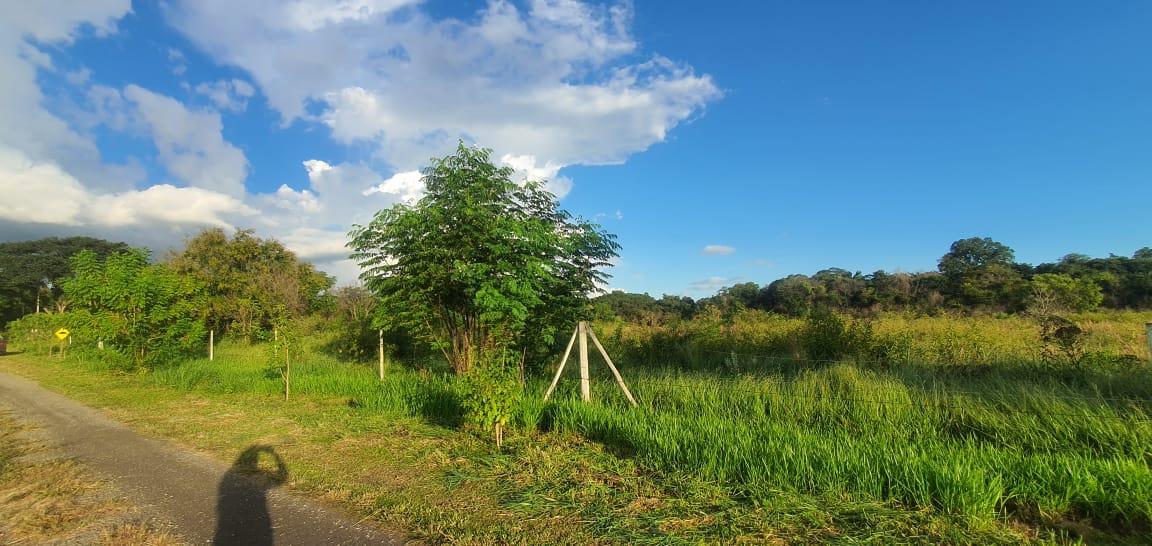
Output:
(4, 318), (1152, 544)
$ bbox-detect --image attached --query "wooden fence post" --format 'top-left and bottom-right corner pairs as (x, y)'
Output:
(378, 329), (385, 380)
(1146, 322), (1152, 362)
(587, 327), (638, 407)
(578, 321), (590, 401)
(284, 345), (290, 401)
(209, 329), (214, 361)
(543, 327), (579, 401)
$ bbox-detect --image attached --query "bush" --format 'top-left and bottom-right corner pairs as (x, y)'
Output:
(800, 308), (874, 363)
(458, 352), (522, 448)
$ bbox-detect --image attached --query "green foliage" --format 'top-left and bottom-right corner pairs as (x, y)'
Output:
(763, 274), (820, 316)
(800, 307), (874, 362)
(1037, 315), (1087, 365)
(938, 237), (1016, 278)
(265, 313), (305, 399)
(323, 286), (379, 361)
(34, 327), (1149, 538)
(590, 239), (1152, 324)
(458, 351), (522, 448)
(0, 236), (130, 324)
(168, 228), (334, 339)
(47, 249), (208, 369)
(1027, 273), (1104, 314)
(349, 143), (619, 374)
(937, 237), (1025, 309)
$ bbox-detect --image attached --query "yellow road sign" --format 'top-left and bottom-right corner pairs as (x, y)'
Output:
(54, 328), (70, 340)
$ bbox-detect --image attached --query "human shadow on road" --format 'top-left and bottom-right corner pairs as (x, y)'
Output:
(213, 445), (288, 546)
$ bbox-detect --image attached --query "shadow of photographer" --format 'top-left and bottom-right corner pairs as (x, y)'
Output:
(213, 444), (288, 546)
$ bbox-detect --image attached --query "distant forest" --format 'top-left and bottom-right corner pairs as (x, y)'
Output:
(4, 236), (1151, 330)
(594, 237), (1152, 321)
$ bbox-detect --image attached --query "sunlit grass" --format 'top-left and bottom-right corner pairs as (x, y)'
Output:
(135, 336), (1152, 531)
(7, 310), (1152, 542)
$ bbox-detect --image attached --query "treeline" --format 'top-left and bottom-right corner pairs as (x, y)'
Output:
(0, 237), (130, 323)
(1, 230), (336, 368)
(595, 237), (1152, 322)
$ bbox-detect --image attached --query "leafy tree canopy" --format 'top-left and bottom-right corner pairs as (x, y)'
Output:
(9, 248), (210, 369)
(0, 236), (130, 324)
(938, 237), (1016, 279)
(1026, 273), (1103, 315)
(167, 228), (334, 338)
(349, 143), (619, 374)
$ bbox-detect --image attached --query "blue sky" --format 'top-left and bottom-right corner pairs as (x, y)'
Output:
(2, 1), (1150, 296)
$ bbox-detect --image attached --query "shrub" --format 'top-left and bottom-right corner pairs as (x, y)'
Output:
(459, 351), (521, 448)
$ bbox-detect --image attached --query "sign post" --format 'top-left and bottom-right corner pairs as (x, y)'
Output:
(54, 328), (70, 359)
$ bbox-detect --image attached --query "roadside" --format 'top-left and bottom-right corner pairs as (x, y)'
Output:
(0, 370), (402, 545)
(0, 409), (183, 545)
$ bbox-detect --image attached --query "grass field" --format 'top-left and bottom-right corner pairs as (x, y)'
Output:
(3, 311), (1151, 544)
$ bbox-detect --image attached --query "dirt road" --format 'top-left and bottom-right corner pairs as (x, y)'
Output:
(0, 370), (403, 545)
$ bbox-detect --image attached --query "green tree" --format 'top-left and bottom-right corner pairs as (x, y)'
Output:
(763, 275), (821, 316)
(1026, 273), (1104, 314)
(168, 228), (334, 339)
(938, 237), (1016, 277)
(0, 237), (130, 324)
(938, 237), (1024, 308)
(61, 249), (207, 368)
(348, 143), (619, 374)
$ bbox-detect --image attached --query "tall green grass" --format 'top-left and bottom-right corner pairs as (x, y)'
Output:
(133, 337), (1152, 533)
(547, 365), (1151, 526)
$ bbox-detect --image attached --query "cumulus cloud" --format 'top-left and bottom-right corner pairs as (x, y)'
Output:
(0, 0), (138, 193)
(1, 0), (719, 286)
(0, 148), (256, 230)
(0, 2), (260, 257)
(703, 244), (735, 255)
(123, 85), (249, 197)
(500, 153), (573, 198)
(194, 79), (256, 111)
(166, 0), (721, 173)
(253, 159), (422, 268)
(363, 170), (425, 203)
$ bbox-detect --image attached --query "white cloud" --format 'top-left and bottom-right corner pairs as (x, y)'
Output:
(91, 184), (256, 228)
(703, 244), (735, 255)
(500, 153), (573, 198)
(363, 170), (424, 203)
(280, 0), (418, 31)
(194, 79), (256, 111)
(0, 148), (88, 225)
(166, 0), (720, 175)
(1, 0), (720, 288)
(0, 147), (256, 230)
(0, 1), (257, 251)
(252, 159), (421, 271)
(688, 276), (730, 294)
(0, 0), (137, 194)
(277, 226), (352, 261)
(0, 0), (129, 43)
(123, 85), (250, 197)
(0, 0), (373, 282)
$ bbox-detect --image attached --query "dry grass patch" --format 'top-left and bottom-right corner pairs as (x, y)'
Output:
(0, 410), (184, 545)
